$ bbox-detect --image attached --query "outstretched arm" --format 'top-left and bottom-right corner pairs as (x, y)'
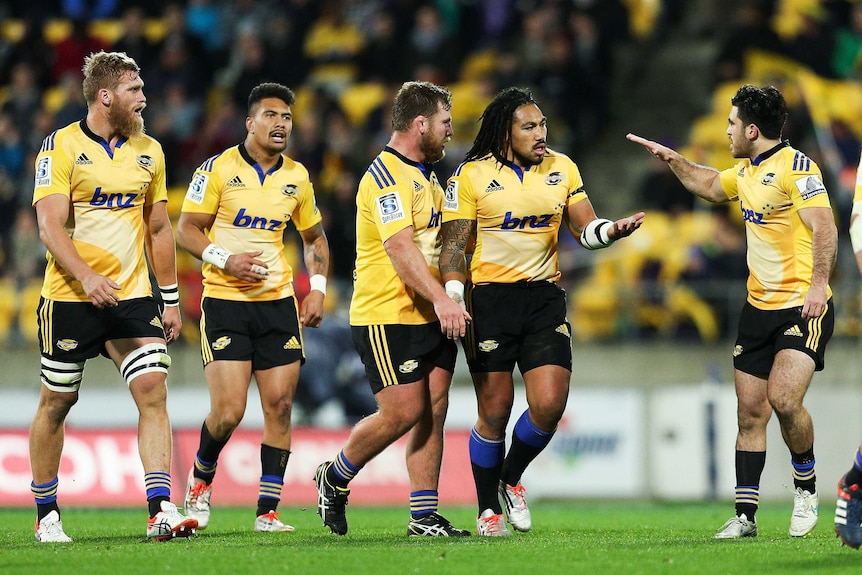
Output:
(565, 197), (645, 249)
(626, 133), (729, 203)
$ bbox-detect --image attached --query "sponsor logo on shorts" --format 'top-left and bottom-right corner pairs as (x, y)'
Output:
(211, 336), (232, 351)
(555, 324), (570, 338)
(783, 325), (804, 337)
(733, 344), (743, 357)
(478, 340), (499, 352)
(56, 339), (79, 351)
(283, 336), (301, 350)
(399, 359), (419, 373)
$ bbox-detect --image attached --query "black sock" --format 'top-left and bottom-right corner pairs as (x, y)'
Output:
(471, 461), (503, 514)
(256, 445), (289, 516)
(735, 450), (766, 520)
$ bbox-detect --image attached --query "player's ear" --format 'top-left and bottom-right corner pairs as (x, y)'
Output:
(246, 117), (255, 134)
(99, 88), (111, 107)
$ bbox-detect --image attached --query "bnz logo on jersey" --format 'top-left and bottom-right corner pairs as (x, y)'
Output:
(377, 192), (404, 224)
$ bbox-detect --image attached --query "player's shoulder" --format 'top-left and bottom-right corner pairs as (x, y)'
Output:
(451, 155), (495, 179)
(361, 150), (408, 191)
(194, 146), (235, 174)
(279, 153), (310, 179)
(541, 147), (577, 169)
(39, 121), (84, 153)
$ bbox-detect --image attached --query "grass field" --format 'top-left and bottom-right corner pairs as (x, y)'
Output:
(1, 500), (859, 575)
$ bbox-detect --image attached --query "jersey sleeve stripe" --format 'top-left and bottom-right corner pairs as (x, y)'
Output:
(200, 152), (223, 173)
(375, 157), (396, 186)
(41, 132), (57, 152)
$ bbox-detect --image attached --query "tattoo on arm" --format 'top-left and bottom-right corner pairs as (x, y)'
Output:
(302, 223), (330, 276)
(439, 219), (475, 275)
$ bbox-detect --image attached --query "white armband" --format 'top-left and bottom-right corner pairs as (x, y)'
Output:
(445, 280), (465, 300)
(579, 218), (615, 250)
(309, 274), (327, 295)
(159, 283), (180, 307)
(201, 243), (231, 269)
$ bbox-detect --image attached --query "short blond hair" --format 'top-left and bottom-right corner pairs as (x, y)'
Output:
(81, 51), (140, 105)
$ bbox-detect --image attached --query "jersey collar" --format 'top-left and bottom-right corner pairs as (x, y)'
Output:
(79, 119), (127, 158)
(239, 142), (284, 183)
(384, 146), (434, 181)
(752, 140), (789, 166)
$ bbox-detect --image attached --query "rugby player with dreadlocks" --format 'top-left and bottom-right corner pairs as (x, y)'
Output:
(439, 86), (643, 536)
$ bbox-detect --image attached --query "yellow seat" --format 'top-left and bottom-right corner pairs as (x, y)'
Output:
(42, 85), (67, 115)
(89, 19), (124, 44)
(338, 82), (387, 127)
(43, 18), (72, 45)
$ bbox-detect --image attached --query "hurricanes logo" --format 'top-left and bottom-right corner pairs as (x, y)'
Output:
(733, 344), (743, 357)
(136, 155), (155, 168)
(150, 316), (164, 329)
(399, 359), (419, 373)
(212, 336), (232, 351)
(478, 340), (499, 352)
(761, 172), (776, 185)
(555, 324), (571, 338)
(281, 184), (298, 196)
(283, 336), (301, 350)
(545, 171), (563, 185)
(783, 325), (804, 337)
(56, 339), (79, 351)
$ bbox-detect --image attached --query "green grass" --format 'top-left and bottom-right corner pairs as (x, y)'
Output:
(1, 501), (859, 575)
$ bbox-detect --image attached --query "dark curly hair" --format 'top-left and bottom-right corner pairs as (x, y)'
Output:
(731, 84), (787, 140)
(248, 82), (296, 115)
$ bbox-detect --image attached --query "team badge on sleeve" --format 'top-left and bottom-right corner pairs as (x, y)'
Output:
(444, 180), (458, 211)
(35, 157), (52, 188)
(185, 172), (208, 204)
(376, 192), (404, 224)
(794, 175), (826, 200)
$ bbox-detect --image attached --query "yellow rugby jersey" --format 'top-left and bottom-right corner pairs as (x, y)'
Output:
(33, 120), (167, 302)
(442, 149), (588, 284)
(718, 141), (833, 310)
(181, 144), (321, 301)
(350, 147), (444, 326)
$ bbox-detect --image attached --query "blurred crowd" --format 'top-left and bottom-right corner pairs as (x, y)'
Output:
(0, 0), (862, 357)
